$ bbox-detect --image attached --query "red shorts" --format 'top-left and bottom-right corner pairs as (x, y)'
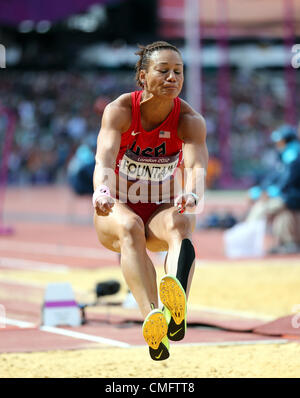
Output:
(126, 201), (162, 225)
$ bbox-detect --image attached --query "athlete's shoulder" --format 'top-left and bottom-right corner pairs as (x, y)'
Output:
(105, 92), (132, 113)
(178, 98), (206, 140)
(101, 93), (132, 132)
(179, 98), (205, 123)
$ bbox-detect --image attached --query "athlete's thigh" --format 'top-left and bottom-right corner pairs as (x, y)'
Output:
(145, 204), (196, 252)
(94, 202), (144, 253)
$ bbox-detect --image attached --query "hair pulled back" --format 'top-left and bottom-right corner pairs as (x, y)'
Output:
(135, 41), (181, 88)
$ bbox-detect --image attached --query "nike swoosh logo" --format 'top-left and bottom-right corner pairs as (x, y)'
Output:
(131, 131), (141, 136)
(155, 350), (164, 360)
(170, 328), (182, 337)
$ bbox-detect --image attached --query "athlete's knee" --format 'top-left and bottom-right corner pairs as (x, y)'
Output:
(165, 211), (192, 238)
(119, 214), (145, 244)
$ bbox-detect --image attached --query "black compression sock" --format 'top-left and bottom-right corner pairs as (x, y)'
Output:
(176, 239), (195, 292)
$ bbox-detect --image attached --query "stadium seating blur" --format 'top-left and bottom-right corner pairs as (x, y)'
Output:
(0, 68), (296, 187)
(0, 0), (299, 191)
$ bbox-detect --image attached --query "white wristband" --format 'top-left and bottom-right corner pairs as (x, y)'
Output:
(175, 192), (199, 206)
(92, 185), (111, 208)
(187, 192), (200, 206)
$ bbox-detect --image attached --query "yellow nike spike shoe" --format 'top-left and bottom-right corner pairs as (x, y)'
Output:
(142, 308), (169, 361)
(160, 275), (187, 341)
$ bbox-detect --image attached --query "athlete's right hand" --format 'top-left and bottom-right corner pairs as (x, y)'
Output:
(94, 195), (115, 216)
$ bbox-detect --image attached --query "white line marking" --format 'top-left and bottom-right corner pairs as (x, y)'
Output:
(0, 257), (69, 273)
(0, 306), (6, 328)
(1, 317), (130, 348)
(0, 317), (35, 328)
(0, 240), (116, 261)
(0, 317), (290, 350)
(40, 325), (130, 348)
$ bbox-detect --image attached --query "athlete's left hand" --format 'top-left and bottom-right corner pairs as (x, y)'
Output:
(174, 193), (199, 214)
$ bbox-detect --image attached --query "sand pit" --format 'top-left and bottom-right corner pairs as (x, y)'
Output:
(1, 258), (300, 378)
(1, 342), (300, 378)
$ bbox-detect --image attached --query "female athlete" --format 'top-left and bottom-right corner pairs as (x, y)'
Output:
(93, 41), (208, 360)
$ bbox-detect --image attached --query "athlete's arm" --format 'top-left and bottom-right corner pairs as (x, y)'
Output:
(177, 107), (208, 210)
(93, 95), (131, 215)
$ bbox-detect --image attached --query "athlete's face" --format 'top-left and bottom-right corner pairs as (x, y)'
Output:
(142, 49), (184, 99)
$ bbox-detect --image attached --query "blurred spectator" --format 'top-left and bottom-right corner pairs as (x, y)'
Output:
(67, 144), (95, 195)
(0, 71), (133, 185)
(205, 154), (222, 189)
(246, 125), (300, 254)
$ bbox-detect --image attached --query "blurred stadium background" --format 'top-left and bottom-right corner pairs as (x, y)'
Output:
(1, 0), (300, 379)
(0, 0), (299, 191)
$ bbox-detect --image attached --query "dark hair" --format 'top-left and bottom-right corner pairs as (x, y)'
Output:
(135, 41), (181, 88)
